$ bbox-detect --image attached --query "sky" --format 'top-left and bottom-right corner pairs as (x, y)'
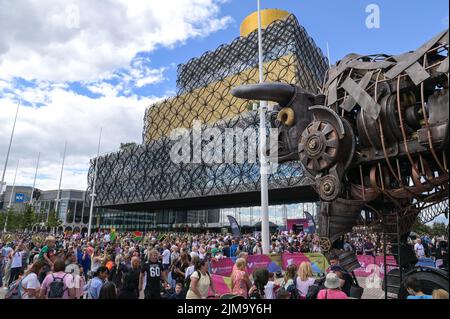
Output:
(0, 0), (448, 224)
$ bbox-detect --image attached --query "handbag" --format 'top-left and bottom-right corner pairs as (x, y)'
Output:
(349, 271), (364, 299)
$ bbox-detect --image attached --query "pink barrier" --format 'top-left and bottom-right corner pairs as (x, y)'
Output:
(355, 255), (398, 277)
(210, 274), (232, 295)
(246, 254), (273, 274)
(210, 258), (235, 276)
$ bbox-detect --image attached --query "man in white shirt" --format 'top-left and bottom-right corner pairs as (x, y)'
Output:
(414, 239), (425, 258)
(162, 244), (171, 272)
(9, 243), (26, 285)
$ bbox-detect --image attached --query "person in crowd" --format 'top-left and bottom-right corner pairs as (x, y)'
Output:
(405, 276), (432, 299)
(20, 260), (45, 299)
(432, 289), (449, 299)
(40, 258), (75, 299)
(117, 272), (138, 299)
(232, 252), (248, 274)
(128, 256), (141, 296)
(317, 272), (348, 299)
(38, 236), (56, 283)
(80, 247), (91, 280)
(64, 251), (80, 277)
(170, 282), (186, 299)
(231, 258), (251, 298)
(414, 239), (426, 259)
(282, 264), (298, 296)
(264, 272), (280, 300)
(222, 241), (231, 258)
(230, 240), (239, 257)
(85, 266), (109, 299)
(253, 242), (263, 255)
(162, 244), (171, 274)
(296, 262), (316, 299)
(172, 252), (189, 287)
(328, 255), (353, 296)
(249, 268), (269, 299)
(109, 254), (127, 292)
(363, 237), (375, 256)
(99, 281), (117, 299)
(186, 259), (219, 299)
(8, 242), (27, 285)
(139, 249), (167, 299)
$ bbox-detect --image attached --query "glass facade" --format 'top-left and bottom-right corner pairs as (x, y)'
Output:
(93, 202), (318, 232)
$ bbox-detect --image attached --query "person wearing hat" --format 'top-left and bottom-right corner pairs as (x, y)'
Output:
(317, 273), (348, 299)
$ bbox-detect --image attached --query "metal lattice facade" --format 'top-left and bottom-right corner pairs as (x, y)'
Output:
(87, 14), (328, 209)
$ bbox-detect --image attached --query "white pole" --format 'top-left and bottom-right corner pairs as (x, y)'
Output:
(88, 128), (102, 237)
(30, 152), (41, 205)
(4, 160), (19, 232)
(326, 42), (332, 68)
(1, 101), (20, 195)
(52, 141), (67, 222)
(257, 0), (270, 254)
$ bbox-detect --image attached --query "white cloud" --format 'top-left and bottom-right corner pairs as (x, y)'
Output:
(0, 87), (163, 191)
(0, 0), (232, 193)
(0, 0), (232, 82)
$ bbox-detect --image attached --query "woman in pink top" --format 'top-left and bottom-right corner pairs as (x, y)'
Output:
(39, 259), (76, 299)
(317, 273), (348, 299)
(231, 258), (251, 298)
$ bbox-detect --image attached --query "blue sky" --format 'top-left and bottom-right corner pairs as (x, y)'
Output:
(0, 1), (448, 226)
(135, 0), (449, 98)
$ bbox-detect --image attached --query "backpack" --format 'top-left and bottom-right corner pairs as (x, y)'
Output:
(48, 274), (67, 298)
(279, 277), (299, 299)
(5, 278), (23, 299)
(306, 277), (326, 299)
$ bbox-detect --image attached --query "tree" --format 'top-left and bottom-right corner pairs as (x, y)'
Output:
(5, 208), (20, 231)
(46, 210), (62, 230)
(21, 204), (37, 230)
(411, 220), (431, 235)
(120, 142), (137, 151)
(431, 222), (447, 237)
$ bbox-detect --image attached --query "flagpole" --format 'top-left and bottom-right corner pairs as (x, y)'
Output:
(257, 0), (270, 254)
(4, 160), (20, 232)
(52, 141), (67, 223)
(88, 128), (102, 237)
(30, 152), (41, 205)
(1, 101), (20, 195)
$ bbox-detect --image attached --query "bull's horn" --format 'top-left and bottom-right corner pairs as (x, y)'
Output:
(231, 83), (296, 107)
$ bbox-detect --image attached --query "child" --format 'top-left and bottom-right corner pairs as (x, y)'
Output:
(170, 282), (185, 299)
(264, 272), (280, 299)
(405, 277), (432, 299)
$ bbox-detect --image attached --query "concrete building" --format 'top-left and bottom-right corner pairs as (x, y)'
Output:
(32, 189), (90, 232)
(0, 185), (34, 213)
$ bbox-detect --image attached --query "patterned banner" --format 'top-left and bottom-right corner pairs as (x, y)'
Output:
(354, 255), (397, 277)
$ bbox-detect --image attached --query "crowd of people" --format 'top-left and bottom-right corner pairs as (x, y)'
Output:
(0, 229), (448, 300)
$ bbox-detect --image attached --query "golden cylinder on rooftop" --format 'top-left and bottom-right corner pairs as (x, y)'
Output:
(240, 9), (290, 37)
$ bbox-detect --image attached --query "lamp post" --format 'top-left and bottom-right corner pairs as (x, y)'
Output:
(256, 0), (270, 254)
(4, 160), (19, 232)
(52, 141), (67, 223)
(88, 128), (102, 237)
(1, 101), (20, 195)
(30, 152), (40, 205)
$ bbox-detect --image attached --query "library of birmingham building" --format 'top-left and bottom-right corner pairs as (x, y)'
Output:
(87, 10), (328, 232)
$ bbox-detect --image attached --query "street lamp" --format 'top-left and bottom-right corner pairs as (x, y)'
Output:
(88, 128), (103, 237)
(256, 0), (270, 254)
(4, 160), (19, 232)
(0, 101), (20, 196)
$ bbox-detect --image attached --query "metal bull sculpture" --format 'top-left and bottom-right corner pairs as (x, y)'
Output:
(232, 29), (449, 275)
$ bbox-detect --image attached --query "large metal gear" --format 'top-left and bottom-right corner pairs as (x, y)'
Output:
(299, 120), (340, 173)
